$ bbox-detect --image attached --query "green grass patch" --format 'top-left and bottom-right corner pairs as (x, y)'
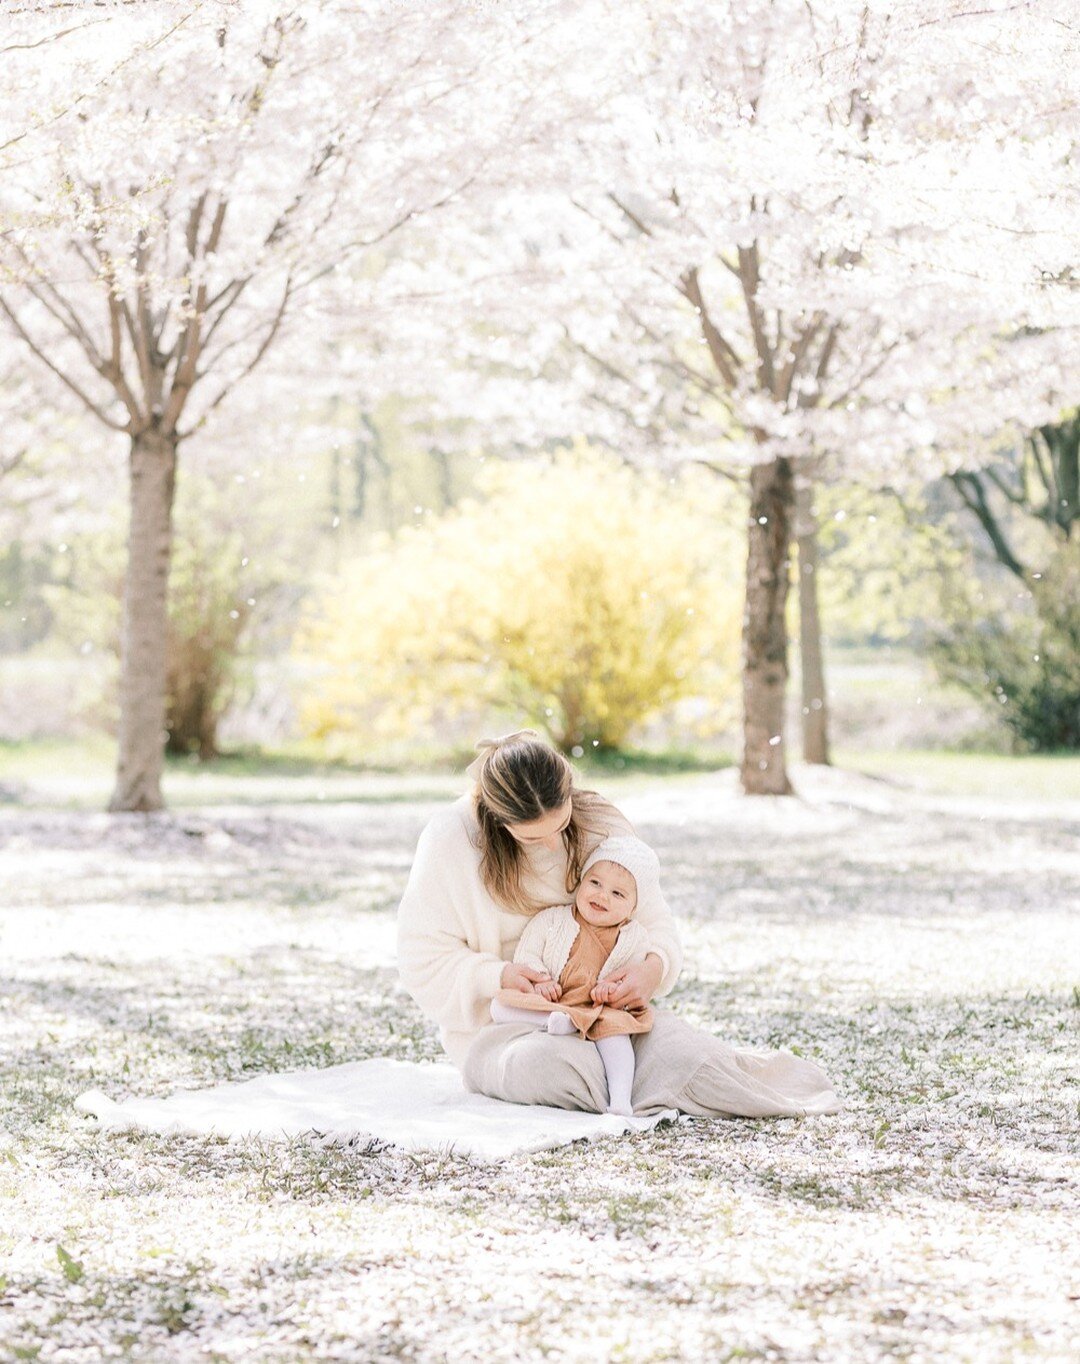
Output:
(835, 748), (1080, 799)
(0, 735), (114, 779)
(4, 735), (1077, 810)
(571, 746), (732, 777)
(0, 737), (733, 809)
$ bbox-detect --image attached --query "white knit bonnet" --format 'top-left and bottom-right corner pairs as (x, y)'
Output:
(581, 835), (662, 915)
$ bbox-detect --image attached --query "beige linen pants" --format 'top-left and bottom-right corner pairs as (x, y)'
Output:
(462, 1011), (841, 1118)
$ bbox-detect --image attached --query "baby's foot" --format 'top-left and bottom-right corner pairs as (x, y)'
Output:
(606, 1101), (635, 1117)
(546, 1012), (576, 1036)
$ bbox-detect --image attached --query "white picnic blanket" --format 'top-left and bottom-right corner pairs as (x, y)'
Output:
(75, 1059), (677, 1162)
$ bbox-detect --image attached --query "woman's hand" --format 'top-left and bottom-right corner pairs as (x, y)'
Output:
(593, 954), (663, 1010)
(501, 963), (551, 994)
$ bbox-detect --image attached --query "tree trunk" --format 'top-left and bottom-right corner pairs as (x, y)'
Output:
(796, 478), (831, 765)
(740, 457), (795, 795)
(109, 427), (178, 812)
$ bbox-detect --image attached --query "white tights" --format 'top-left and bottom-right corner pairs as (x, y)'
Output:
(489, 999), (636, 1116)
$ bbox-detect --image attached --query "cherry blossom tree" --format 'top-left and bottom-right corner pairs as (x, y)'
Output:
(0, 0), (589, 810)
(5, 0), (1077, 803)
(591, 0), (1077, 793)
(1, 2), (168, 506)
(373, 0), (1080, 793)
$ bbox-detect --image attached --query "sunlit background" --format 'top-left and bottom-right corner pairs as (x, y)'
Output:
(2, 6), (1079, 1364)
(1, 0), (1077, 810)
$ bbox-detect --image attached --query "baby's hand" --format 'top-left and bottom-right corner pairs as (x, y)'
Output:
(591, 979), (615, 1005)
(533, 978), (562, 1002)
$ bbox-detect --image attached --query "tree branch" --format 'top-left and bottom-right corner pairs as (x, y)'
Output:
(131, 224), (156, 400)
(1026, 428), (1055, 505)
(736, 240), (777, 395)
(569, 195), (628, 248)
(0, 298), (128, 431)
(983, 464), (1028, 509)
(816, 322), (842, 385)
(0, 6), (199, 155)
(565, 330), (650, 398)
(678, 266), (743, 389)
(182, 274), (295, 437)
(0, 17), (107, 57)
(0, 445), (28, 482)
(14, 271), (103, 371)
(696, 458), (750, 489)
(607, 191), (654, 238)
(161, 195), (228, 431)
(777, 314), (825, 403)
(825, 330), (900, 410)
(948, 471), (1026, 580)
(625, 305), (727, 400)
(341, 173), (479, 254)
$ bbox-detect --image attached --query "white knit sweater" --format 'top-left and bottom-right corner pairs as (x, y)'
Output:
(396, 795), (683, 1067)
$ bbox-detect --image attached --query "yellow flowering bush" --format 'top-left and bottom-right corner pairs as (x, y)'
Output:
(296, 447), (742, 751)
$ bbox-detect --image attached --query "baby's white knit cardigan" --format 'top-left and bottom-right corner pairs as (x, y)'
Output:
(513, 903), (650, 982)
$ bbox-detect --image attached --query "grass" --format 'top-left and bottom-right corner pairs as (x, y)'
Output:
(5, 734), (1080, 811)
(573, 745), (733, 777)
(0, 736), (731, 810)
(0, 737), (465, 809)
(836, 747), (1080, 799)
(1, 763), (1078, 1361)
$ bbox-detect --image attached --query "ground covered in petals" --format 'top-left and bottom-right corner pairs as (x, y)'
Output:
(1, 761), (1077, 1363)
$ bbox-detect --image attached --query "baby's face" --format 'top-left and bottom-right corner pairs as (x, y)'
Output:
(575, 860), (637, 927)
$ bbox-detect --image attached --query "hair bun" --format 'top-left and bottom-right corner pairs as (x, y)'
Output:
(465, 729), (540, 780)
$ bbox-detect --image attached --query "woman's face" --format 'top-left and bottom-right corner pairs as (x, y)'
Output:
(505, 800), (573, 852)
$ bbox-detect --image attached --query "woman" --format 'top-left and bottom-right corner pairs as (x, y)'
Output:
(397, 731), (840, 1118)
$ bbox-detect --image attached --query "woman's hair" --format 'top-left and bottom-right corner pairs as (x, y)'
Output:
(471, 733), (610, 915)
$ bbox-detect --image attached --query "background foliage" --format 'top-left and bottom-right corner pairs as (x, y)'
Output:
(931, 540), (1080, 752)
(297, 447), (743, 753)
(41, 475), (297, 758)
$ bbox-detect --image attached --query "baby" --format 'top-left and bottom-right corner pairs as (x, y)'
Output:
(490, 834), (659, 1116)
